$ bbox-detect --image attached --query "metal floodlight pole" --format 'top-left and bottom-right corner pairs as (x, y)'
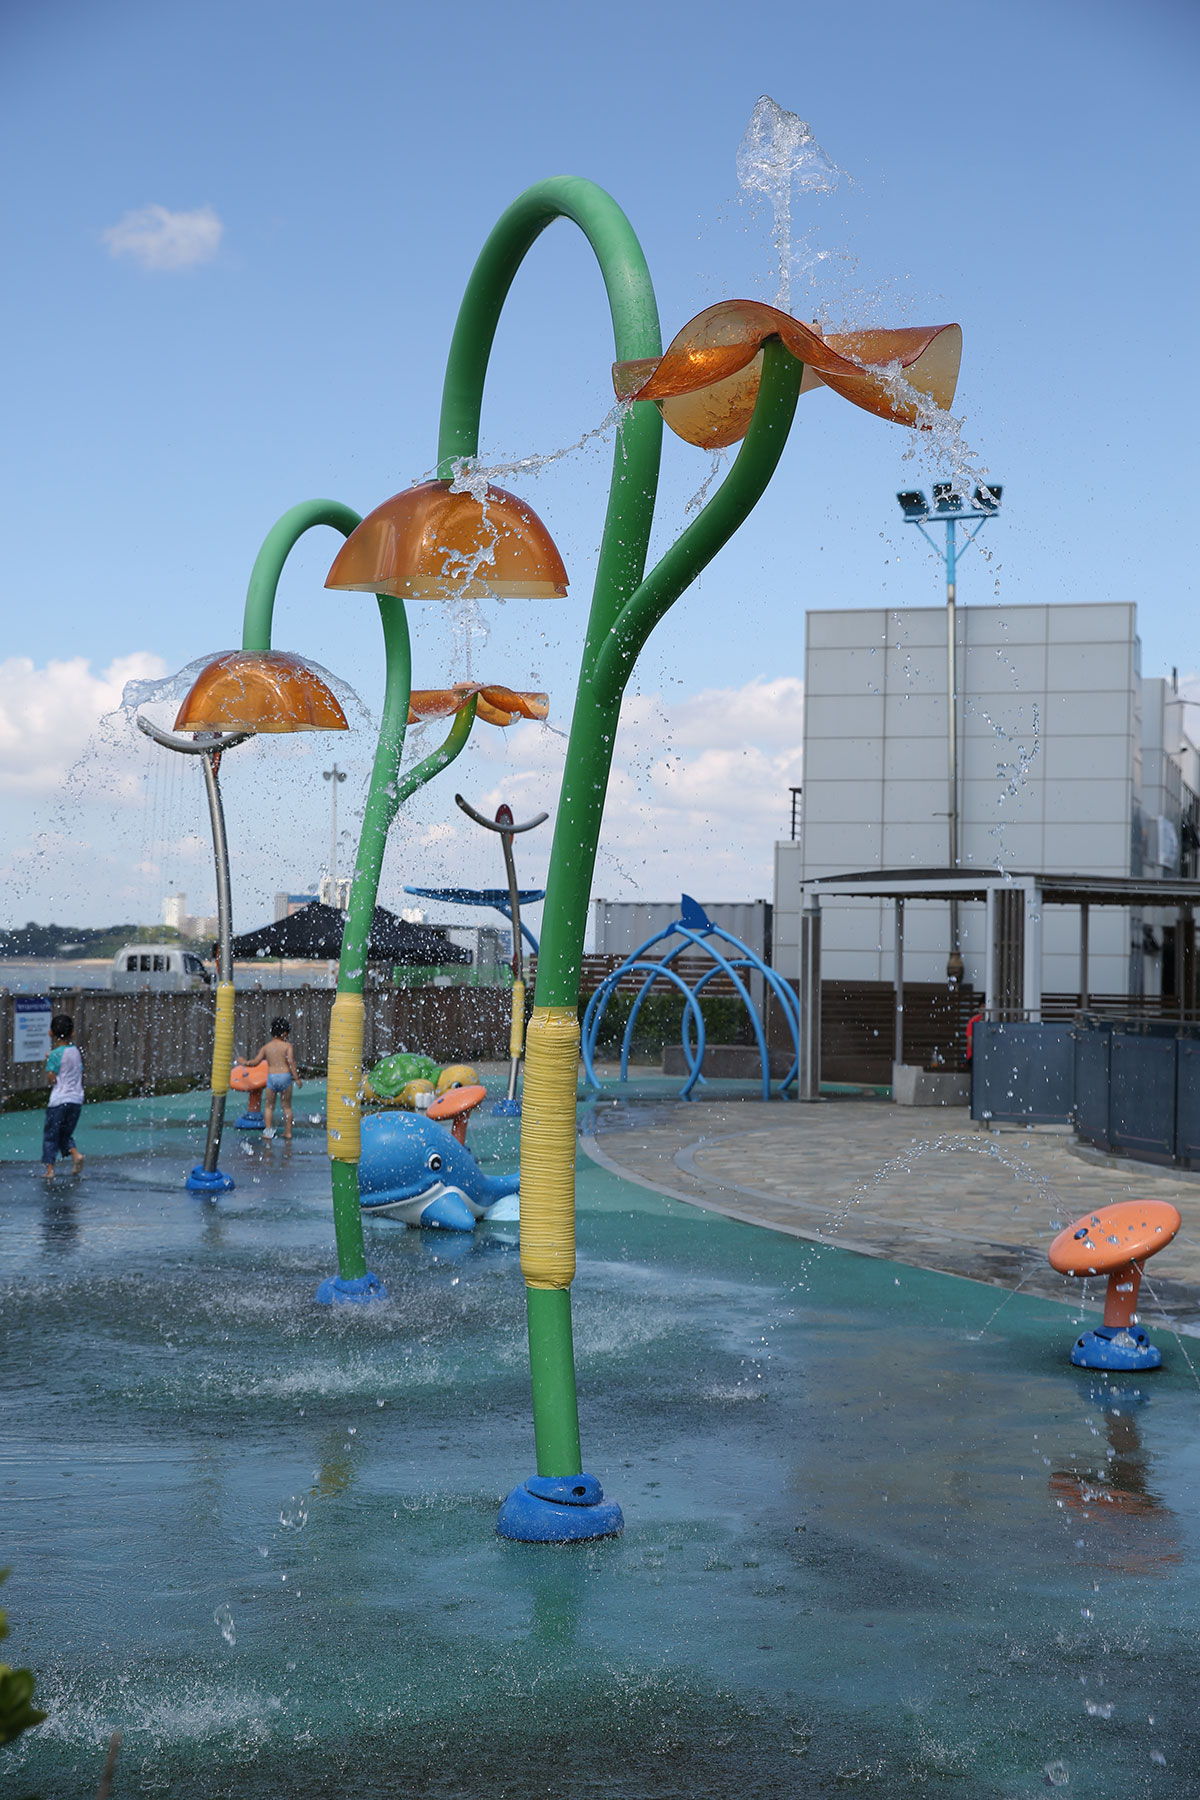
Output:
(896, 483), (1002, 984)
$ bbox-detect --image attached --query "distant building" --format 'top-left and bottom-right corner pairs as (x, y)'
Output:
(274, 892), (319, 922)
(161, 892), (219, 941)
(592, 899), (771, 965)
(773, 601), (1200, 999)
(318, 874), (353, 911)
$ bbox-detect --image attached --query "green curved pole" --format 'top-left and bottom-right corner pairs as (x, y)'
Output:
(438, 179), (809, 1485)
(238, 504), (487, 1286)
(436, 178), (663, 1478)
(241, 500), (364, 654)
(324, 592), (414, 1278)
(326, 681), (479, 1281)
(540, 338), (804, 996)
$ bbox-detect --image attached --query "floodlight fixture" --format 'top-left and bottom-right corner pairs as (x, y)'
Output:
(973, 484), (1002, 512)
(931, 482), (962, 512)
(897, 490), (928, 520)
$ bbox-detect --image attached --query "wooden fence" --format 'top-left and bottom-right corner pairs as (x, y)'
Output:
(765, 979), (979, 1087)
(0, 985), (512, 1107)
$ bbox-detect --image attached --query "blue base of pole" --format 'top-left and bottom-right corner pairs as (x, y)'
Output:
(314, 1270), (388, 1306)
(491, 1097), (521, 1118)
(235, 1110), (266, 1131)
(185, 1165), (235, 1194)
(1070, 1325), (1162, 1371)
(497, 1473), (623, 1543)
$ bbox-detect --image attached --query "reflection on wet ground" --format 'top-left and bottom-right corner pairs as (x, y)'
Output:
(3, 1095), (1200, 1798)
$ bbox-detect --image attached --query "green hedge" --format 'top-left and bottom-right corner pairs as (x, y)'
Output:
(584, 991), (754, 1062)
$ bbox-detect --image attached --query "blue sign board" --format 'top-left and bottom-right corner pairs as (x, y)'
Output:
(14, 995), (53, 1064)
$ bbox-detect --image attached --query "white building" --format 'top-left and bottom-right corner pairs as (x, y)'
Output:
(161, 892), (219, 941)
(774, 601), (1199, 1000)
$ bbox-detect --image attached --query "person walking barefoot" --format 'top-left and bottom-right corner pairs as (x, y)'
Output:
(248, 1017), (302, 1140)
(42, 1013), (85, 1179)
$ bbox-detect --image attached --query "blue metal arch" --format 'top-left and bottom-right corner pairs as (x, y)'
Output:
(579, 897), (801, 1101)
(581, 959), (708, 1098)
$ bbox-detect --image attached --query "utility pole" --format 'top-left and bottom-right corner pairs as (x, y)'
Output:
(323, 763), (347, 905)
(896, 481), (1003, 983)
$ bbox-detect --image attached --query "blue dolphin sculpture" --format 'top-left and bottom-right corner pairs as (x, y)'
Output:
(357, 1111), (520, 1230)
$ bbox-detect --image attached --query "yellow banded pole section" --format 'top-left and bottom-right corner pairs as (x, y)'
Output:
(326, 991), (365, 1163)
(326, 991), (368, 1282)
(210, 982), (235, 1094)
(198, 978), (237, 1177)
(509, 978), (526, 1058)
(519, 1007), (583, 1474)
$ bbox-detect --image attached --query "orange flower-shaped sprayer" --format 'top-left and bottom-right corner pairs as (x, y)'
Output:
(613, 300), (962, 449)
(325, 481), (568, 600)
(407, 684), (549, 728)
(173, 650), (349, 734)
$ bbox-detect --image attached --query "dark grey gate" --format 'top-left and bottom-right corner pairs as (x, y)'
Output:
(1072, 1018), (1111, 1146)
(970, 1021), (1075, 1124)
(1108, 1023), (1177, 1160)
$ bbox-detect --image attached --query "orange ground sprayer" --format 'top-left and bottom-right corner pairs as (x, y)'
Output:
(1048, 1199), (1181, 1369)
(231, 1059), (269, 1131)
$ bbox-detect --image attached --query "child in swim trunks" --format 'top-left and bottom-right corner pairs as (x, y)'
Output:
(248, 1017), (302, 1140)
(42, 1013), (85, 1178)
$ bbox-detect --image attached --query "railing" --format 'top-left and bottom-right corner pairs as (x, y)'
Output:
(530, 953), (746, 998)
(1033, 993), (1200, 1022)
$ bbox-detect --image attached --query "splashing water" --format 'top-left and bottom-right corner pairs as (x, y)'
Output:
(685, 449), (729, 517)
(446, 401), (629, 497)
(436, 402), (630, 681)
(212, 1605), (236, 1647)
(736, 96), (844, 312)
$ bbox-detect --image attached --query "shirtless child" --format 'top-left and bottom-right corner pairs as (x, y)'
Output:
(248, 1018), (302, 1140)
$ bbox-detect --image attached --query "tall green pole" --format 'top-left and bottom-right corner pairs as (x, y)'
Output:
(233, 501), (488, 1302)
(435, 179), (808, 1536)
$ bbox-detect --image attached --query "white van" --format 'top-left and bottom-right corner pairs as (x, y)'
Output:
(109, 944), (212, 991)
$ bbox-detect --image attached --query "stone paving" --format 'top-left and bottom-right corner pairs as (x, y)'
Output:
(580, 1092), (1200, 1333)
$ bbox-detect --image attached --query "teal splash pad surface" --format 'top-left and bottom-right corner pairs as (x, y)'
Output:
(3, 1102), (1199, 1797)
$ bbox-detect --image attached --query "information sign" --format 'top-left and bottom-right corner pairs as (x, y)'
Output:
(13, 995), (53, 1064)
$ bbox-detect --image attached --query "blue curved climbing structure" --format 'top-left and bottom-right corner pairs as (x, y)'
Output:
(581, 895), (801, 1100)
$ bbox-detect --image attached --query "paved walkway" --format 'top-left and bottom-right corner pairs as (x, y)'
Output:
(580, 1093), (1200, 1332)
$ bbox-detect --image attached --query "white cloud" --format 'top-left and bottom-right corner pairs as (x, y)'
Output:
(0, 652), (168, 794)
(394, 674), (803, 907)
(101, 203), (223, 271)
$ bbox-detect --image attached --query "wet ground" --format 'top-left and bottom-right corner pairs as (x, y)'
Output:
(583, 1085), (1200, 1330)
(4, 1087), (1200, 1797)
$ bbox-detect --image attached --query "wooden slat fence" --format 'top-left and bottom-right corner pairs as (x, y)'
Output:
(0, 985), (512, 1107)
(766, 979), (979, 1087)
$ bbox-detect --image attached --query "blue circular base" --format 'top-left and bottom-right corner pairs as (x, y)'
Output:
(314, 1270), (388, 1307)
(497, 1472), (624, 1543)
(491, 1098), (521, 1117)
(185, 1165), (234, 1193)
(1070, 1325), (1162, 1371)
(235, 1112), (266, 1131)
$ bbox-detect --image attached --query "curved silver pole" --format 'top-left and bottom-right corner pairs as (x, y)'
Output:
(136, 715), (251, 756)
(198, 746), (235, 1173)
(455, 794), (548, 1101)
(137, 711), (250, 1176)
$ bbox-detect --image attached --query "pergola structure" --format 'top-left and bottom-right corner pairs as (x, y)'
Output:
(796, 867), (1200, 1099)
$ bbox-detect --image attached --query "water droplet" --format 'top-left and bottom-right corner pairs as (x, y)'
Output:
(213, 1603), (236, 1646)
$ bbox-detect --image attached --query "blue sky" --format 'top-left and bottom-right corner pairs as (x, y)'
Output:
(1, 0), (1197, 930)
